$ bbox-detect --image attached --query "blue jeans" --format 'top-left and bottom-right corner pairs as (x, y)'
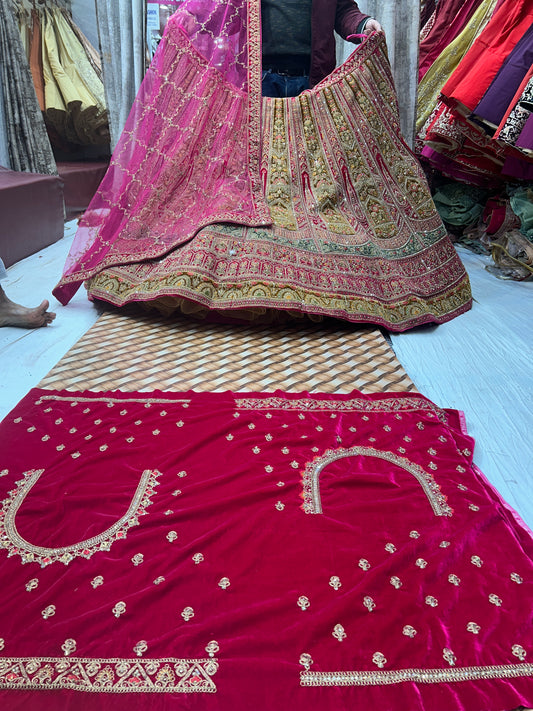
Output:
(261, 70), (309, 98)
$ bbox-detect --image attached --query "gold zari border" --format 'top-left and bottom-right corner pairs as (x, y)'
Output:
(301, 662), (533, 686)
(0, 656), (219, 693)
(302, 447), (452, 517)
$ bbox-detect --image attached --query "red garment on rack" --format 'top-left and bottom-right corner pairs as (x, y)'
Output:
(440, 0), (533, 113)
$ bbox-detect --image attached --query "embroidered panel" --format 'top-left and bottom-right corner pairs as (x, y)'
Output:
(0, 388), (531, 711)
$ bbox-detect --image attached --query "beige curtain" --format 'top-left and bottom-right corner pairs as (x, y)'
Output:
(0, 0), (56, 173)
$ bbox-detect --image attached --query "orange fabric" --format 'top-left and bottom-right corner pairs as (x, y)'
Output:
(29, 10), (45, 111)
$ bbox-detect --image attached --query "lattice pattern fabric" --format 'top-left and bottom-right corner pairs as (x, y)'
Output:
(38, 310), (415, 393)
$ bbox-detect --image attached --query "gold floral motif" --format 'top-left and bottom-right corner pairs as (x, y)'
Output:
(512, 645), (527, 661)
(363, 596), (376, 612)
(134, 641), (148, 657)
(265, 465), (273, 473)
(0, 470), (8, 477)
(467, 622), (481, 635)
(0, 469), (162, 567)
(25, 578), (39, 592)
(0, 640), (4, 651)
(226, 434), (234, 441)
(297, 596), (310, 611)
(131, 554), (144, 566)
(385, 543), (396, 553)
(409, 531), (420, 539)
(181, 607), (194, 621)
(290, 461), (299, 469)
(61, 640), (76, 657)
(469, 504), (480, 512)
(192, 553), (204, 564)
(332, 625), (346, 642)
(172, 490), (181, 497)
(112, 602), (126, 618)
(235, 397), (448, 421)
(90, 576), (103, 589)
(41, 605), (56, 620)
(164, 510), (174, 516)
(281, 447), (290, 454)
(0, 653), (219, 692)
(177, 471), (187, 478)
(301, 447), (452, 516)
(275, 501), (285, 511)
(248, 423), (256, 430)
(205, 641), (219, 658)
(252, 446), (260, 454)
(218, 578), (230, 590)
(390, 576), (402, 589)
(153, 576), (165, 585)
(448, 574), (461, 586)
(427, 448), (437, 455)
(299, 653), (313, 671)
(439, 541), (451, 548)
(276, 481), (285, 487)
(166, 531), (178, 543)
(301, 662), (533, 686)
(471, 556), (483, 567)
(359, 559), (371, 571)
(489, 594), (502, 607)
(403, 625), (417, 638)
(415, 558), (427, 569)
(443, 648), (456, 667)
(372, 652), (387, 668)
(510, 573), (523, 584)
(329, 576), (342, 591)
(425, 596), (438, 607)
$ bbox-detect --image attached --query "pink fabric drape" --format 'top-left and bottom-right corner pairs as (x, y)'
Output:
(53, 0), (269, 305)
(0, 388), (531, 710)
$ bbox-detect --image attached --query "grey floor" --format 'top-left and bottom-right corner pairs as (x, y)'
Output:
(1, 224), (532, 531)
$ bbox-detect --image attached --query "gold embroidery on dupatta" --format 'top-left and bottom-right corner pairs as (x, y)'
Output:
(0, 469), (162, 567)
(301, 447), (452, 517)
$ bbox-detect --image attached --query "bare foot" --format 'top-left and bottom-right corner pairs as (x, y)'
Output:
(0, 286), (56, 328)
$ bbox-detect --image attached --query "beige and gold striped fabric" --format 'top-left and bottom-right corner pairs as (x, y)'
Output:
(40, 309), (415, 393)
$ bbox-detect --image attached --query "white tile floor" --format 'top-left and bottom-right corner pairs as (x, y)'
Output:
(1, 226), (532, 531)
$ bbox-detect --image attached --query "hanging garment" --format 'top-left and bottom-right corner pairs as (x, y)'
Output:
(440, 0), (533, 115)
(416, 0), (498, 136)
(418, 0), (484, 82)
(470, 24), (533, 133)
(53, 1), (471, 332)
(0, 387), (531, 711)
(40, 7), (108, 146)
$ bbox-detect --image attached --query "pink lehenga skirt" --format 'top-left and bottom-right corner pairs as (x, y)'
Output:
(84, 37), (471, 331)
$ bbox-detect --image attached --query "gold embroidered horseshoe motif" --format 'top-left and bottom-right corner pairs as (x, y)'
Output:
(0, 469), (162, 567)
(301, 447), (452, 516)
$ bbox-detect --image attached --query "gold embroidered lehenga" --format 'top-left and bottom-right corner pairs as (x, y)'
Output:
(53, 0), (471, 331)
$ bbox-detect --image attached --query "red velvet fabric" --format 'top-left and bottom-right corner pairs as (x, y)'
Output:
(0, 388), (531, 710)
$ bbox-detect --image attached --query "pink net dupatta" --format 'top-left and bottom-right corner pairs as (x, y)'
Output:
(53, 0), (269, 305)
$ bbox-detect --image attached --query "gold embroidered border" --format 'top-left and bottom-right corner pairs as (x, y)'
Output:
(0, 656), (219, 693)
(35, 395), (191, 406)
(235, 396), (448, 421)
(300, 662), (533, 686)
(301, 447), (452, 517)
(0, 469), (162, 567)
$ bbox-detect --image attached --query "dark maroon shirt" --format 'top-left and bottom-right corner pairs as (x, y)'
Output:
(310, 0), (368, 86)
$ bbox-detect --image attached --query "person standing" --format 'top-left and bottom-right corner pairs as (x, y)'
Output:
(261, 0), (383, 97)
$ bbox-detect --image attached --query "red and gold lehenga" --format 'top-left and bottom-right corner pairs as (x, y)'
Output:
(53, 0), (471, 331)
